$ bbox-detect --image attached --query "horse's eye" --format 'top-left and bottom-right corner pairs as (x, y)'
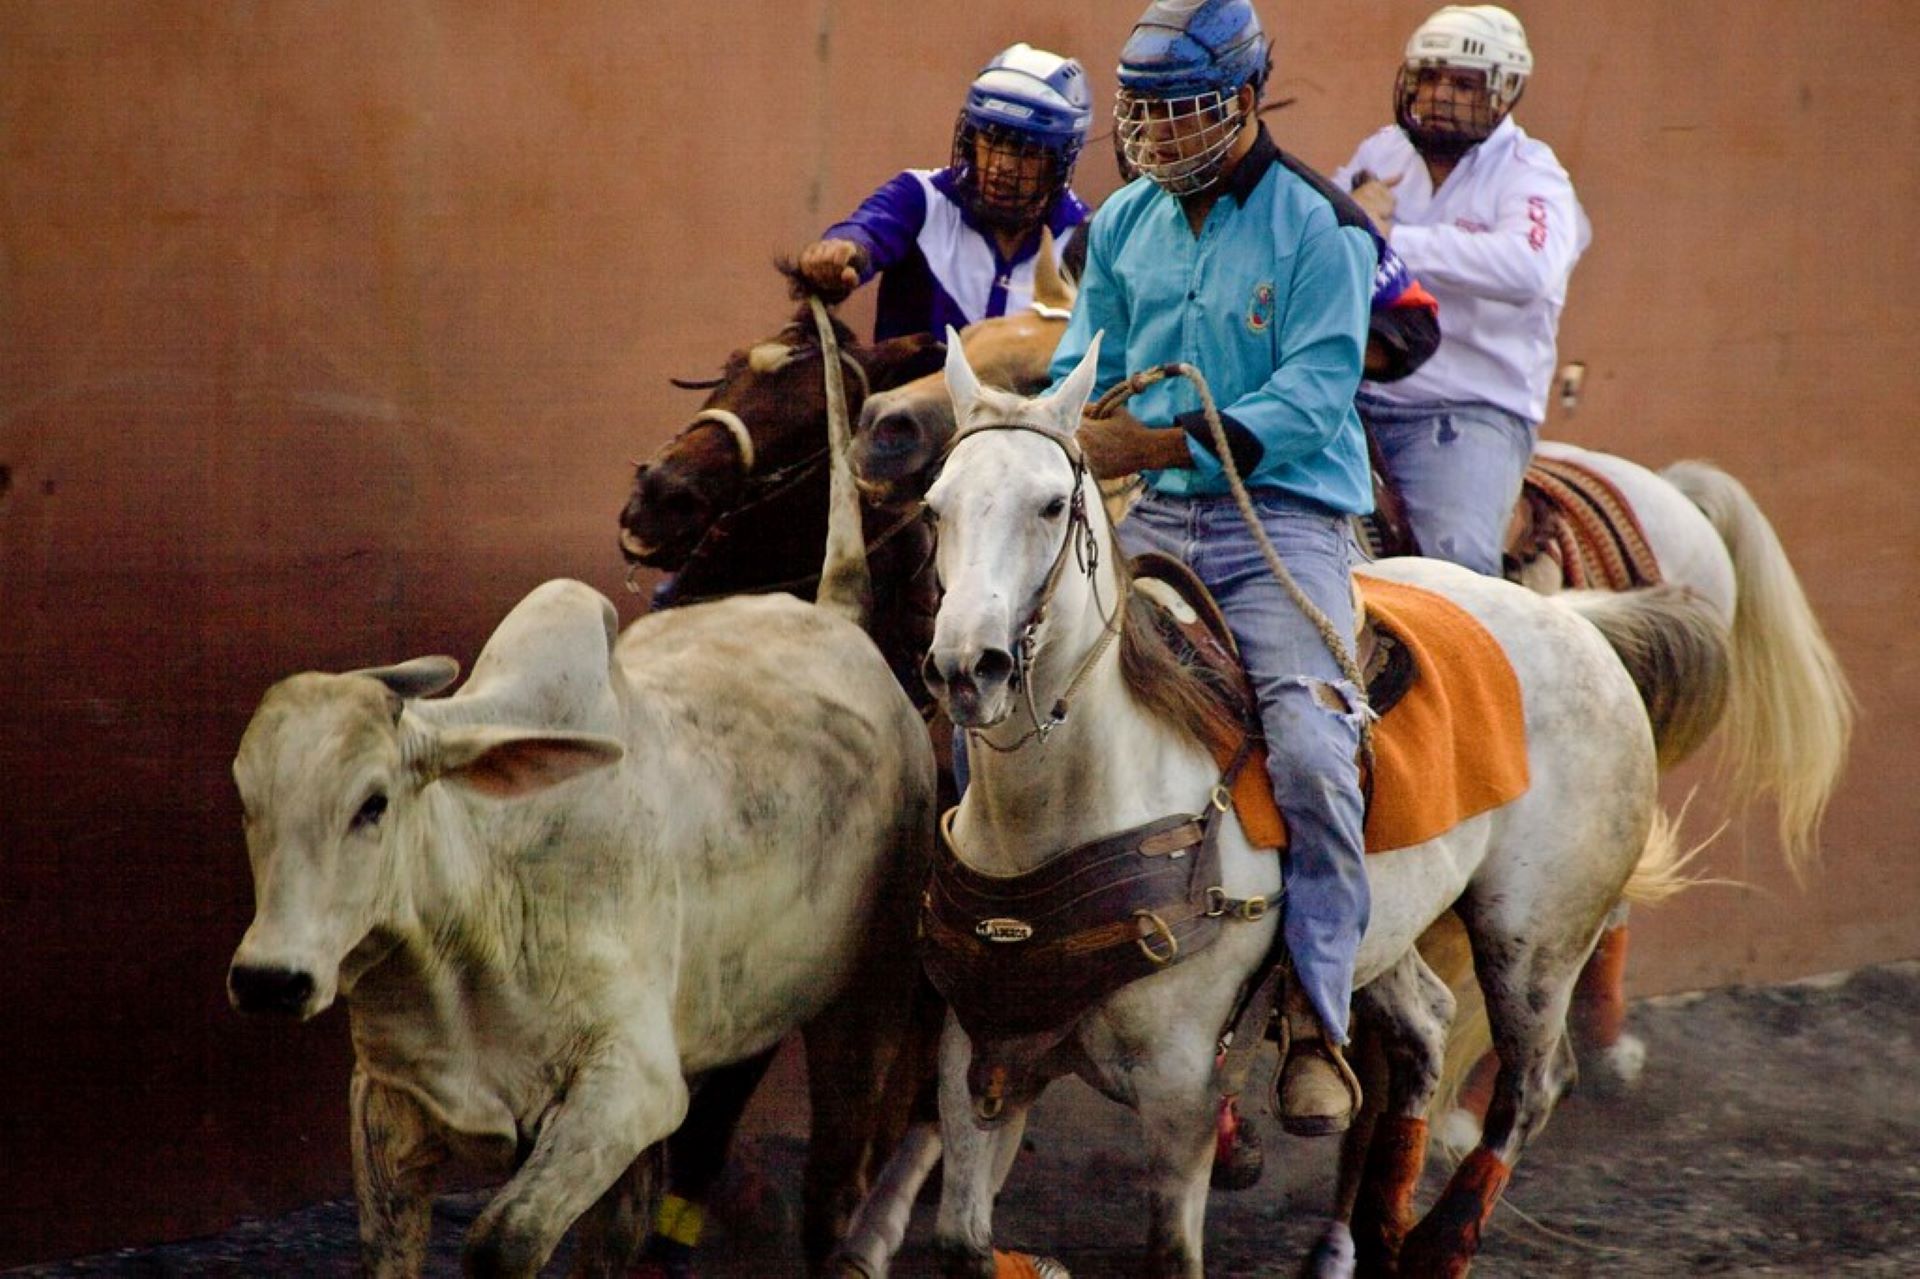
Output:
(350, 792), (388, 834)
(1041, 495), (1068, 520)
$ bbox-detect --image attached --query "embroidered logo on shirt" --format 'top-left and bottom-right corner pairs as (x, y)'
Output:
(1246, 281), (1275, 333)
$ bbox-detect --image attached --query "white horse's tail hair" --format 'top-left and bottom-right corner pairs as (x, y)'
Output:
(1561, 585), (1734, 772)
(1662, 460), (1855, 878)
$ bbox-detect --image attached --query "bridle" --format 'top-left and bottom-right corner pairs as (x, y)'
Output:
(625, 338), (877, 599)
(943, 422), (1130, 752)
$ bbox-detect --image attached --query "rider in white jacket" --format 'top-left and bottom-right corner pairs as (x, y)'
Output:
(1333, 4), (1590, 575)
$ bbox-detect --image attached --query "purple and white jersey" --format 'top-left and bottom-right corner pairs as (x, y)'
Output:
(823, 167), (1089, 341)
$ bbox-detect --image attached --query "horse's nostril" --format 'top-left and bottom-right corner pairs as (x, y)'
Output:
(229, 964), (315, 1016)
(973, 648), (1014, 686)
(873, 415), (919, 451)
(921, 653), (947, 691)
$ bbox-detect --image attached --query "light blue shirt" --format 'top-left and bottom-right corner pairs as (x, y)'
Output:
(1049, 132), (1376, 514)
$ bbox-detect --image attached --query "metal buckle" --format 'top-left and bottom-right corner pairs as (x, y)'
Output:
(1210, 783), (1232, 813)
(1206, 886), (1230, 917)
(1134, 909), (1179, 965)
(1239, 896), (1268, 922)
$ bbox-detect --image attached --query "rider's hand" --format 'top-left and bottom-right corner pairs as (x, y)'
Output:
(797, 238), (867, 300)
(1350, 172), (1401, 236)
(1077, 407), (1192, 481)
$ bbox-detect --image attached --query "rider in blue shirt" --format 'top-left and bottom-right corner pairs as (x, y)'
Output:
(1054, 0), (1374, 1140)
(798, 43), (1093, 340)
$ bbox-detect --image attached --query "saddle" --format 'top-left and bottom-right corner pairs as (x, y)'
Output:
(1359, 450), (1664, 594)
(1506, 454), (1664, 591)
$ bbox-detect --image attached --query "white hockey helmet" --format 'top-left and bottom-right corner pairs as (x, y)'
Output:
(1395, 5), (1532, 155)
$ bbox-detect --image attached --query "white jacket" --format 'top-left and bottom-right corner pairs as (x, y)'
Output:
(1333, 117), (1590, 424)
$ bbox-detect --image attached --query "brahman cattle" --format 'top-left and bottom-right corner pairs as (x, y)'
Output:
(228, 577), (935, 1277)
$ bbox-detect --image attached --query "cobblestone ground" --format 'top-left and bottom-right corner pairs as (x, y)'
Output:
(13, 961), (1920, 1277)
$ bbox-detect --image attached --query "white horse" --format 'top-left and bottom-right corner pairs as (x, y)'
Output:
(1524, 439), (1853, 871)
(908, 335), (1731, 1278)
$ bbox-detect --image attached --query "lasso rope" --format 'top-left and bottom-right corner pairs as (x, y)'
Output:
(1089, 364), (1373, 755)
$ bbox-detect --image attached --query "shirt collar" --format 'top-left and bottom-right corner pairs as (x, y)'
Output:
(1220, 123), (1279, 205)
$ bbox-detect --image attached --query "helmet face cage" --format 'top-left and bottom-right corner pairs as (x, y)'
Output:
(1393, 62), (1520, 158)
(951, 116), (1079, 231)
(1113, 86), (1247, 197)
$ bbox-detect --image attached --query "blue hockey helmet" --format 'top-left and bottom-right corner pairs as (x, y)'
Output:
(1114, 0), (1271, 195)
(1116, 0), (1271, 101)
(950, 44), (1093, 230)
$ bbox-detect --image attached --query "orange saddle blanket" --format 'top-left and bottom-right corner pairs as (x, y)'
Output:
(1213, 574), (1530, 855)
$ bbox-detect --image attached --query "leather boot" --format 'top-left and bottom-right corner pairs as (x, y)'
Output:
(1275, 987), (1362, 1137)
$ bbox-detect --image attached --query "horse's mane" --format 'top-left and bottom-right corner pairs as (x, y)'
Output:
(1112, 549), (1239, 751)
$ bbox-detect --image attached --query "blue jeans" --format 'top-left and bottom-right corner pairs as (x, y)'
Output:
(1361, 396), (1538, 577)
(1118, 489), (1369, 1042)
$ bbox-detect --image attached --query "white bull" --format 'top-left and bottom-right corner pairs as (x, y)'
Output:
(227, 577), (936, 1277)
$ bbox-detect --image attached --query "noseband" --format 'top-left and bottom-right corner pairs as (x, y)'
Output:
(676, 343), (872, 480)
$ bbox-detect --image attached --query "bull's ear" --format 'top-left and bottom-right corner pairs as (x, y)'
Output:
(424, 726), (624, 798)
(861, 332), (948, 392)
(351, 656), (461, 701)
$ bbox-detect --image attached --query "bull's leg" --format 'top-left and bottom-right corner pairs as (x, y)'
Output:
(632, 1048), (779, 1277)
(801, 990), (907, 1272)
(1399, 924), (1586, 1279)
(1342, 949), (1454, 1278)
(571, 1145), (661, 1278)
(931, 1017), (1035, 1279)
(350, 1066), (449, 1279)
(464, 1039), (688, 1279)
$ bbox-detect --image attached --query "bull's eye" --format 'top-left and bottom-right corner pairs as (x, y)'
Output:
(351, 792), (389, 834)
(1041, 495), (1068, 520)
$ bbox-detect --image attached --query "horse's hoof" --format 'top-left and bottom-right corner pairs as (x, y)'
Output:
(825, 1249), (878, 1279)
(993, 1249), (1071, 1279)
(1434, 1106), (1482, 1153)
(1211, 1114), (1265, 1191)
(1297, 1222), (1355, 1278)
(1581, 1032), (1647, 1097)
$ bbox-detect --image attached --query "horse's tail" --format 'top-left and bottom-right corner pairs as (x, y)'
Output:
(1662, 460), (1855, 876)
(1561, 584), (1734, 771)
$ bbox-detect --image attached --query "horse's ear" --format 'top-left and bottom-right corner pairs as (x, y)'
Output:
(861, 332), (948, 392)
(943, 325), (982, 422)
(1040, 331), (1103, 438)
(1032, 228), (1076, 312)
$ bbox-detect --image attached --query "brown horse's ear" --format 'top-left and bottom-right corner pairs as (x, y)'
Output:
(861, 332), (949, 392)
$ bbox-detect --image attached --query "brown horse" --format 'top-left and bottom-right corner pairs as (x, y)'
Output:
(620, 304), (946, 700)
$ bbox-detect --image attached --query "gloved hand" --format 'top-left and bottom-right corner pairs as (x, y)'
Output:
(796, 238), (868, 300)
(1349, 170), (1401, 236)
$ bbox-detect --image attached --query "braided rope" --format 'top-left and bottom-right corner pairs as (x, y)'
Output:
(1090, 365), (1372, 729)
